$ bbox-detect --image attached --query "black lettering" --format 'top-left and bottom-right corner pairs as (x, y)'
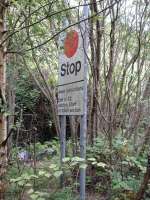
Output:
(75, 61), (81, 75)
(61, 64), (66, 76)
(67, 62), (70, 75)
(70, 63), (75, 74)
(61, 61), (81, 76)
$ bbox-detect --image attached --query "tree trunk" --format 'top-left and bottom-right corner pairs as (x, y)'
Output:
(135, 155), (150, 200)
(0, 0), (7, 199)
(89, 0), (101, 143)
(7, 72), (15, 156)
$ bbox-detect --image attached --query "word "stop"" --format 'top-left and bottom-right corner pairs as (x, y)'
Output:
(61, 61), (81, 76)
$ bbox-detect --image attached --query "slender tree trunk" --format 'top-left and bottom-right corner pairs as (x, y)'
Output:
(7, 73), (15, 156)
(0, 0), (7, 199)
(69, 116), (78, 156)
(89, 0), (101, 143)
(135, 155), (150, 200)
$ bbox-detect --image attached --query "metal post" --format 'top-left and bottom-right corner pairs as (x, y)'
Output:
(80, 115), (87, 200)
(80, 1), (88, 199)
(60, 115), (66, 187)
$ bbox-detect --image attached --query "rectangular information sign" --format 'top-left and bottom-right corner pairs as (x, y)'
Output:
(58, 28), (85, 115)
(58, 81), (84, 115)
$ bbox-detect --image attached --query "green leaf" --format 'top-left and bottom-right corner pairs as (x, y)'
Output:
(62, 157), (70, 163)
(25, 183), (32, 187)
(10, 178), (19, 183)
(38, 170), (46, 176)
(18, 180), (25, 186)
(91, 161), (97, 165)
(37, 198), (45, 200)
(44, 173), (51, 178)
(30, 194), (39, 200)
(80, 164), (87, 169)
(97, 162), (107, 168)
(49, 164), (57, 169)
(87, 158), (96, 162)
(122, 161), (129, 165)
(28, 188), (34, 194)
(30, 175), (39, 179)
(71, 157), (85, 163)
(53, 171), (63, 178)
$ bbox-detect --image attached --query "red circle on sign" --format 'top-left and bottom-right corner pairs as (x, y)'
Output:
(64, 30), (79, 58)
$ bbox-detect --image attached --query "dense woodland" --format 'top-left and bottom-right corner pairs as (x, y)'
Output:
(0, 0), (150, 199)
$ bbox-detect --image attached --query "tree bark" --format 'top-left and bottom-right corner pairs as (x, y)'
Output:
(89, 0), (102, 143)
(7, 71), (15, 156)
(0, 0), (7, 199)
(135, 155), (150, 200)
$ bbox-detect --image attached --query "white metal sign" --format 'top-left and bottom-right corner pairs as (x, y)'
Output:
(58, 29), (85, 115)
